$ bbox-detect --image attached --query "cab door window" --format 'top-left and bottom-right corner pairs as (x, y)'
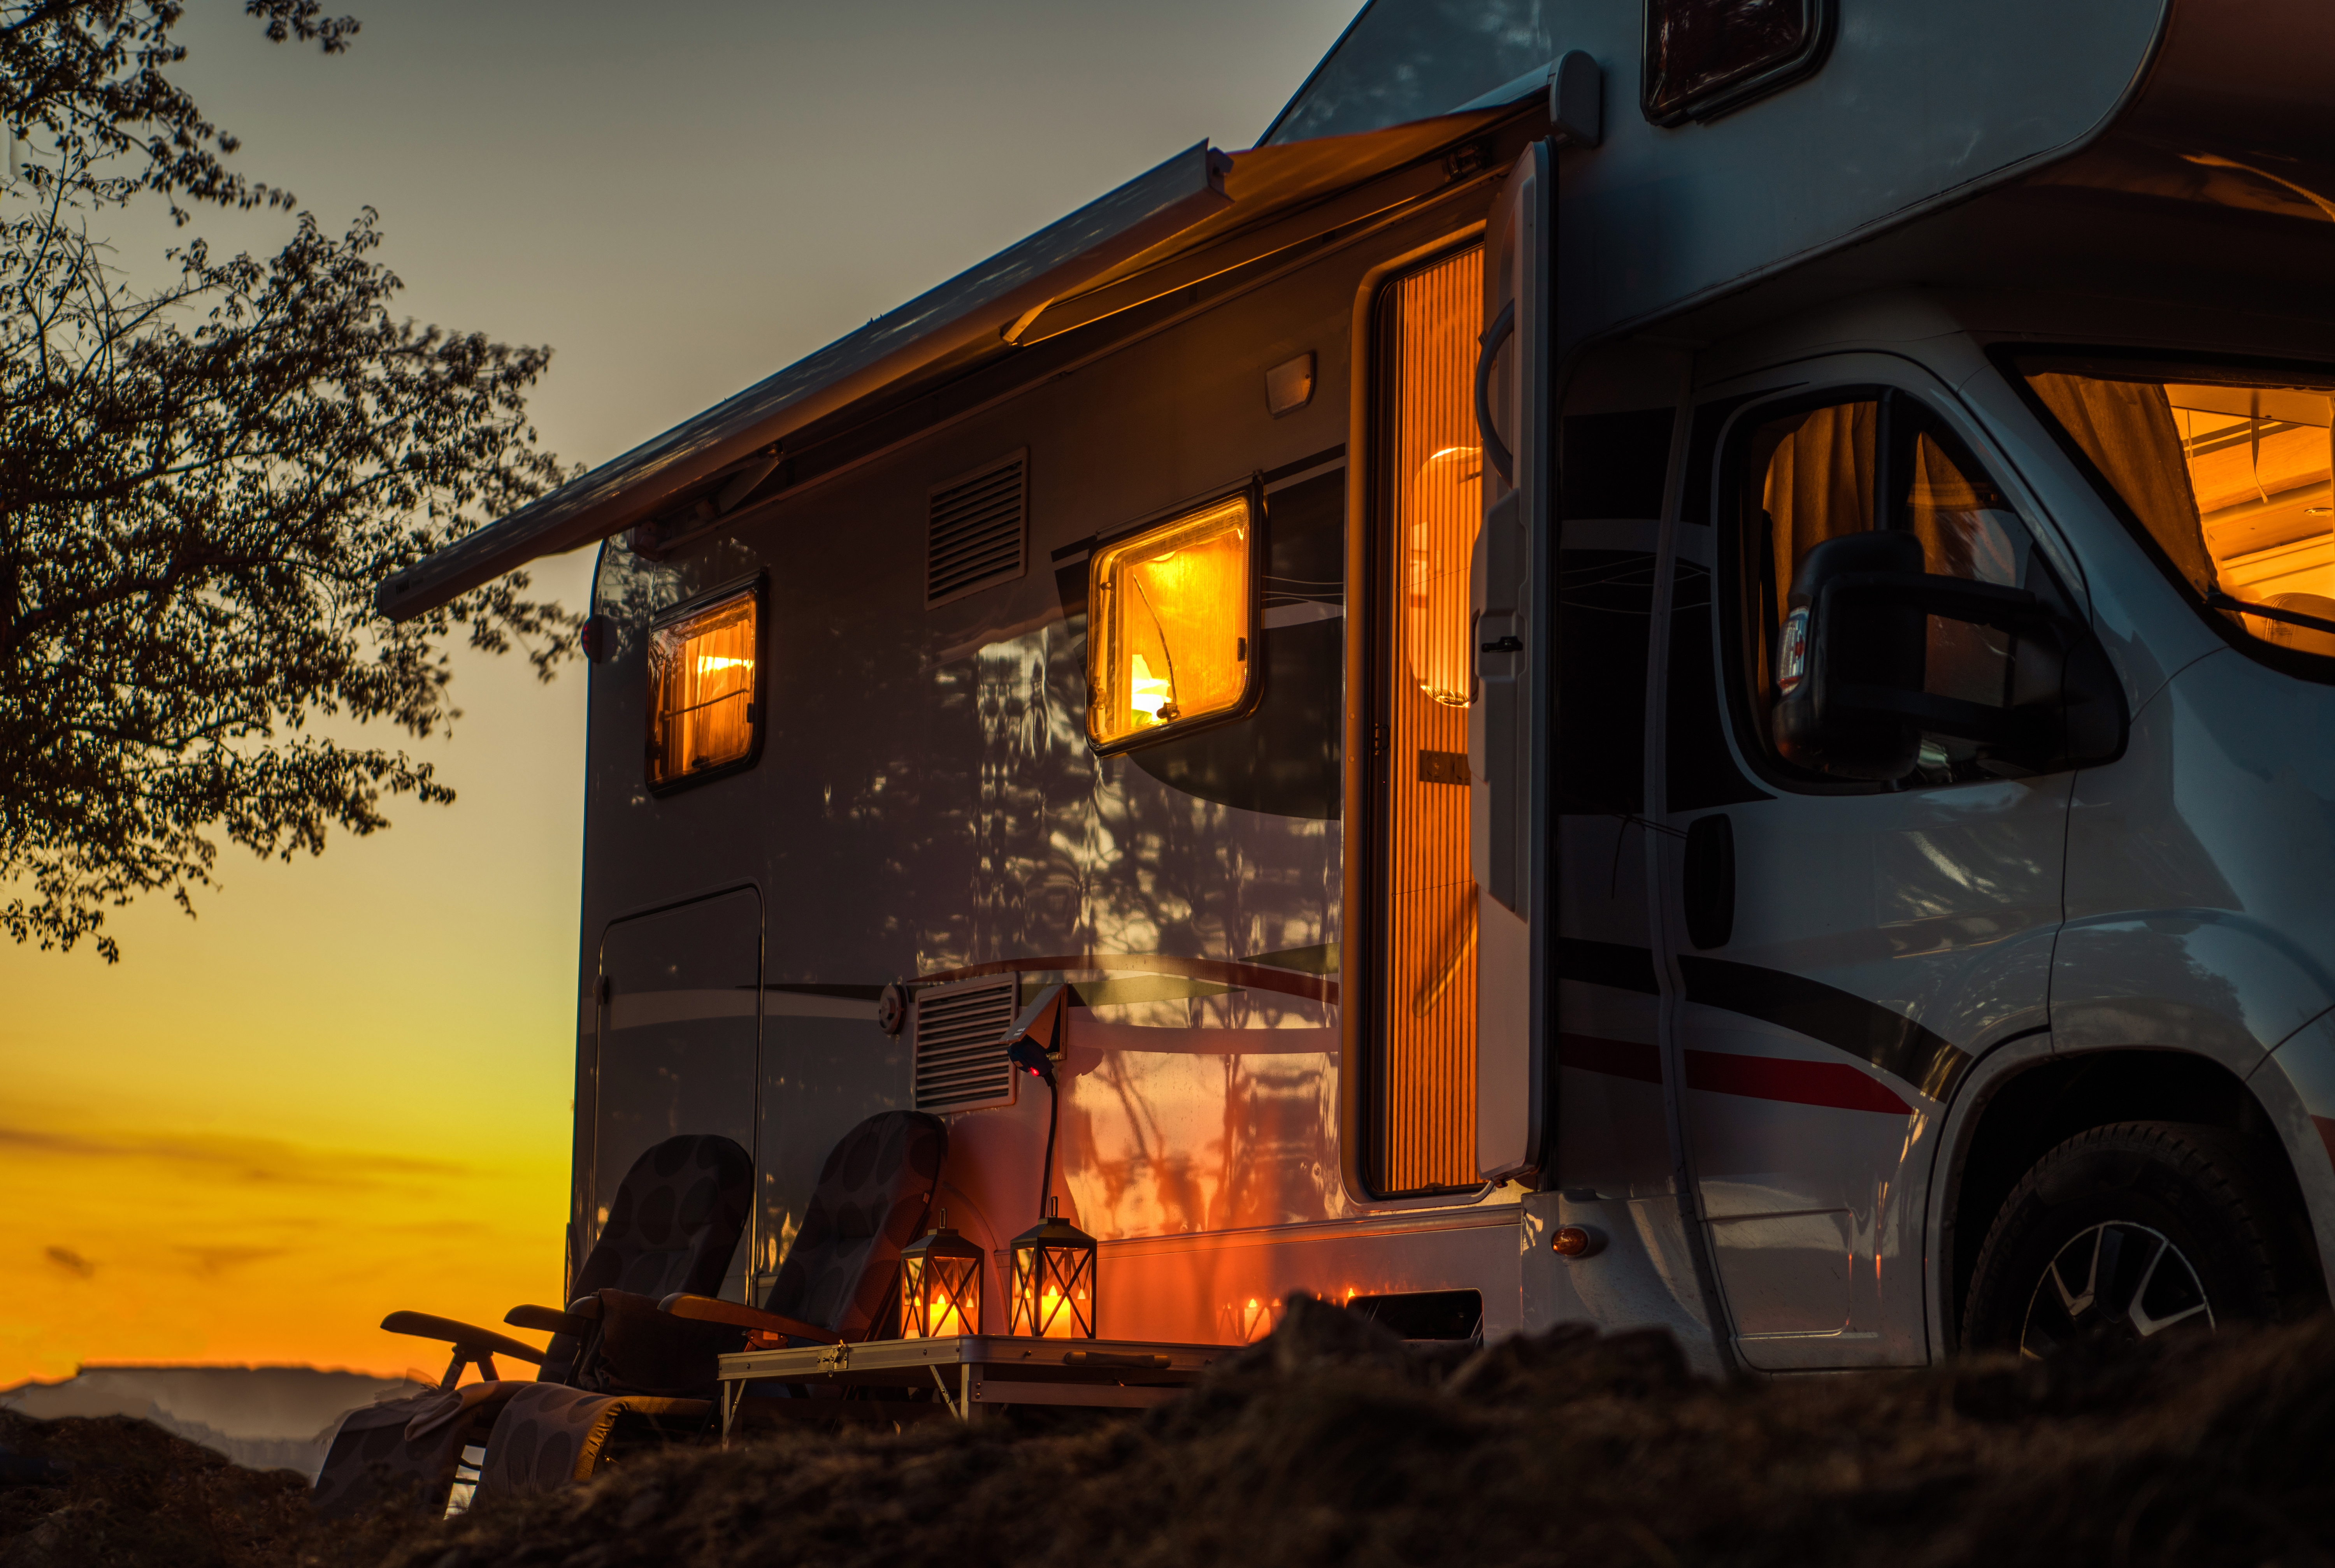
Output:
(1726, 391), (2040, 787)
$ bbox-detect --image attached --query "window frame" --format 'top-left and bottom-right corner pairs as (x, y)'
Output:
(1641, 0), (1836, 127)
(1708, 382), (2073, 795)
(643, 572), (767, 796)
(1082, 483), (1266, 757)
(1996, 344), (2335, 687)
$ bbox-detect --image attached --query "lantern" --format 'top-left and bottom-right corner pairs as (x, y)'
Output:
(1009, 1198), (1098, 1339)
(899, 1213), (983, 1338)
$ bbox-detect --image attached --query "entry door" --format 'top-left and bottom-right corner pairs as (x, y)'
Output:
(1470, 139), (1552, 1183)
(1658, 367), (2073, 1369)
(593, 888), (761, 1303)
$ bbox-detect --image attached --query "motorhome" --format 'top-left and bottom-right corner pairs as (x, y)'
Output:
(381, 0), (2335, 1371)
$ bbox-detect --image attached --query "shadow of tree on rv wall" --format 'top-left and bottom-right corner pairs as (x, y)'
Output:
(18, 1296), (2335, 1568)
(400, 1297), (2335, 1568)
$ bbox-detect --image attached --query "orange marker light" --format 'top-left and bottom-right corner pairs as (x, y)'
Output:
(1552, 1225), (1596, 1257)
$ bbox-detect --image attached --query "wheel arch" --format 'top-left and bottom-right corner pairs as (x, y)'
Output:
(1929, 1039), (2324, 1355)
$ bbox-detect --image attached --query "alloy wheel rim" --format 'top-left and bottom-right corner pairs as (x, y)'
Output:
(2018, 1220), (2215, 1358)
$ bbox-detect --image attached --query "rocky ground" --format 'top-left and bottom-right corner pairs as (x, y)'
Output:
(8, 1297), (2335, 1568)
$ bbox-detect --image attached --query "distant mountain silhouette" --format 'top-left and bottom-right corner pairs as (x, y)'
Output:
(1, 1364), (427, 1479)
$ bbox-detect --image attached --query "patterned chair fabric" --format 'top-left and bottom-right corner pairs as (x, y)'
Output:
(545, 1133), (753, 1383)
(574, 1133), (755, 1299)
(762, 1110), (948, 1338)
(475, 1385), (708, 1498)
(311, 1383), (516, 1518)
(571, 1287), (743, 1397)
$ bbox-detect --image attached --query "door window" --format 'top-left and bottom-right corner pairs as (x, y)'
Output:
(1726, 391), (2041, 787)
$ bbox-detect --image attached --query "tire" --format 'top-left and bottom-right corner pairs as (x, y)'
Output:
(1962, 1120), (2318, 1356)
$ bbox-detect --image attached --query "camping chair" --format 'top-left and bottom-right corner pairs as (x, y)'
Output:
(311, 1132), (752, 1517)
(466, 1110), (947, 1493)
(660, 1109), (951, 1354)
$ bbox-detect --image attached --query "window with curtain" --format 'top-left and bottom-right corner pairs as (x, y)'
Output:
(646, 586), (758, 787)
(1373, 243), (1483, 1196)
(2022, 362), (2335, 660)
(1729, 393), (2040, 787)
(1085, 493), (1256, 750)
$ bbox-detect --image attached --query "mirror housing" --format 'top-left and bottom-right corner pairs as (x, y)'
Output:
(1773, 532), (2124, 782)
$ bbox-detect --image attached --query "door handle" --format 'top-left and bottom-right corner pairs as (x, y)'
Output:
(1473, 298), (1517, 485)
(1683, 813), (1735, 950)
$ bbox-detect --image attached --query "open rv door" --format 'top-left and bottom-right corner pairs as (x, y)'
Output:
(1471, 140), (1551, 1183)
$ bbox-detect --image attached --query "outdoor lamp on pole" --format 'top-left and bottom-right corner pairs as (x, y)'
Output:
(1002, 985), (1099, 1338)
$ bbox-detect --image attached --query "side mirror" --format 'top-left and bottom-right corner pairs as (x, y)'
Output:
(1773, 532), (2124, 782)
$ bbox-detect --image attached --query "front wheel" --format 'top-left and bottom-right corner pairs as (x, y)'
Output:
(1962, 1121), (2318, 1356)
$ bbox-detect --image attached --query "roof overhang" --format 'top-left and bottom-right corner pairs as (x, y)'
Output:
(377, 105), (1520, 622)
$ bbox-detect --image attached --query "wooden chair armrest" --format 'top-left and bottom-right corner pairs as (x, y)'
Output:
(657, 1293), (843, 1344)
(504, 1303), (594, 1337)
(380, 1310), (546, 1364)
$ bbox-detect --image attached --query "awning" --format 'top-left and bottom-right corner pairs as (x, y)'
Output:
(376, 104), (1521, 622)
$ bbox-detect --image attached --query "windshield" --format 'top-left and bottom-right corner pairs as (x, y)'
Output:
(2021, 360), (2335, 658)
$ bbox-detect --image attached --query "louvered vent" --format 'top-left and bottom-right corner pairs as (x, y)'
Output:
(911, 977), (1020, 1112)
(927, 451), (1027, 608)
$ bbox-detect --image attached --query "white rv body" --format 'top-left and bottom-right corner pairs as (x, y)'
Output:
(385, 0), (2335, 1370)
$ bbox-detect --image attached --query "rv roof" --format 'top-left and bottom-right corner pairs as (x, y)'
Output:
(384, 0), (2335, 622)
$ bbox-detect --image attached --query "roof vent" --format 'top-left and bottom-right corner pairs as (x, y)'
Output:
(927, 450), (1028, 608)
(911, 976), (1021, 1112)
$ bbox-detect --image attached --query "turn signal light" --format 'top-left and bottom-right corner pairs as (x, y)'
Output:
(1551, 1225), (1605, 1258)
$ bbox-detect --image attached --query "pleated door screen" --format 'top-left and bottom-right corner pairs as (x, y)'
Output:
(1373, 244), (1484, 1196)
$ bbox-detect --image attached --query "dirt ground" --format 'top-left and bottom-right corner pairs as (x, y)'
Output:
(9, 1296), (2335, 1568)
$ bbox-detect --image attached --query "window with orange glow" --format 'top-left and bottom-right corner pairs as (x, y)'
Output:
(646, 586), (758, 787)
(1374, 244), (1483, 1196)
(1086, 494), (1256, 749)
(2024, 364), (2335, 658)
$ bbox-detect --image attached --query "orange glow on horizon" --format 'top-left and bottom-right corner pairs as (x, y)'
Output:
(0, 588), (586, 1392)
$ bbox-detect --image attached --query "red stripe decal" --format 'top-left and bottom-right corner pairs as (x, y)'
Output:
(2313, 1116), (2335, 1172)
(1684, 1050), (1912, 1114)
(1559, 1033), (1664, 1084)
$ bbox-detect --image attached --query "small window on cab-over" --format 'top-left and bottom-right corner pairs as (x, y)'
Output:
(1724, 391), (2042, 787)
(1644, 0), (1833, 125)
(1085, 493), (1258, 751)
(646, 581), (760, 789)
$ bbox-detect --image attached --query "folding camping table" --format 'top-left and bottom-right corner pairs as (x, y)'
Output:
(714, 1336), (1232, 1433)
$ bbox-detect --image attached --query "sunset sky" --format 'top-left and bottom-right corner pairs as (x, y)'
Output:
(0, 0), (1359, 1388)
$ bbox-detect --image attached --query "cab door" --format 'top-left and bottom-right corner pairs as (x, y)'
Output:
(591, 887), (762, 1303)
(1656, 360), (2073, 1369)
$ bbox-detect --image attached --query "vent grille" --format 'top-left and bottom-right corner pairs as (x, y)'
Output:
(911, 977), (1020, 1111)
(927, 451), (1027, 608)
